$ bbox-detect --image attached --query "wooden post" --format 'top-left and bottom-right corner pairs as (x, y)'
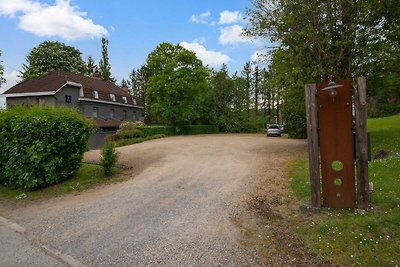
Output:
(305, 84), (321, 207)
(353, 77), (370, 209)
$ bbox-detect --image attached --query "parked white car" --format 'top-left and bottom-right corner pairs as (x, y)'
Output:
(267, 124), (282, 137)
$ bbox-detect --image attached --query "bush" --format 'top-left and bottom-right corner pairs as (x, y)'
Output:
(0, 106), (93, 190)
(119, 120), (145, 131)
(178, 125), (219, 135)
(116, 129), (143, 139)
(137, 126), (176, 137)
(105, 133), (120, 142)
(100, 142), (119, 175)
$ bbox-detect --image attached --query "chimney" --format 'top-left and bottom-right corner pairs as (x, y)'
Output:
(122, 86), (129, 93)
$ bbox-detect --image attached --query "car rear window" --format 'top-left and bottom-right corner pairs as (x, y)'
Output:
(268, 125), (279, 129)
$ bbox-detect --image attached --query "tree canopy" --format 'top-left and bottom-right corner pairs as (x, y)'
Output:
(99, 38), (113, 82)
(86, 56), (100, 78)
(21, 41), (87, 80)
(0, 50), (5, 88)
(144, 43), (211, 126)
(246, 0), (400, 136)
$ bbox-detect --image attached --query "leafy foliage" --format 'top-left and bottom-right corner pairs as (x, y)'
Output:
(129, 66), (147, 102)
(136, 125), (176, 137)
(178, 125), (219, 135)
(21, 41), (87, 80)
(116, 129), (144, 139)
(0, 106), (93, 190)
(246, 0), (400, 128)
(119, 120), (144, 131)
(100, 142), (119, 175)
(98, 38), (113, 82)
(144, 43), (211, 126)
(86, 56), (100, 78)
(290, 115), (400, 265)
(0, 50), (5, 88)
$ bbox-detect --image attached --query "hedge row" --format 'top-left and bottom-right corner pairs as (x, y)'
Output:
(137, 126), (176, 136)
(136, 125), (219, 136)
(0, 106), (93, 190)
(177, 125), (219, 135)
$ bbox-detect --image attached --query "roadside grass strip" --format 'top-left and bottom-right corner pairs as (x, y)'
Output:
(290, 114), (400, 266)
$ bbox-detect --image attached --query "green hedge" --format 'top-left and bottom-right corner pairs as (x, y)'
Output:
(137, 126), (176, 137)
(116, 129), (143, 139)
(0, 106), (93, 190)
(178, 125), (219, 135)
(136, 125), (219, 136)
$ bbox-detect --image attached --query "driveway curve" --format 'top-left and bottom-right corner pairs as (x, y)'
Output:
(3, 134), (306, 266)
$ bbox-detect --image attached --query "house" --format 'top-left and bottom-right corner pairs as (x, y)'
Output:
(1, 69), (144, 129)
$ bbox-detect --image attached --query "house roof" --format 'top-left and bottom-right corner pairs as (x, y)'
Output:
(1, 69), (143, 107)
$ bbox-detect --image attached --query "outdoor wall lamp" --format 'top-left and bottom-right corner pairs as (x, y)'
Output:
(322, 81), (343, 102)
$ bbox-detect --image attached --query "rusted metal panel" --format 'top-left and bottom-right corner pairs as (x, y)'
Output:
(317, 80), (356, 208)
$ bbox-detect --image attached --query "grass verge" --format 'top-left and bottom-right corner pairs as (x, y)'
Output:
(290, 114), (400, 266)
(0, 163), (125, 201)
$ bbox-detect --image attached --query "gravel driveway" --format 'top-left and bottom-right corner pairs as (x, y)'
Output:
(2, 134), (307, 266)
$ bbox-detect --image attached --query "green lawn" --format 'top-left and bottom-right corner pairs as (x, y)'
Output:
(0, 163), (125, 201)
(290, 114), (400, 266)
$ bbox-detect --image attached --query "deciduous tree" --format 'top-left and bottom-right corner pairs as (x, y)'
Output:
(0, 50), (5, 87)
(144, 43), (211, 126)
(99, 38), (113, 82)
(21, 41), (87, 80)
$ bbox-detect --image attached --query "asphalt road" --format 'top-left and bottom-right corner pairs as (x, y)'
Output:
(2, 134), (306, 266)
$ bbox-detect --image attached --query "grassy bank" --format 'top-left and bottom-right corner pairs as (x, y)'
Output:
(290, 114), (400, 266)
(0, 163), (125, 201)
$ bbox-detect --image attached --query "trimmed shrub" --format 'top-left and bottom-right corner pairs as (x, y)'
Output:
(105, 133), (120, 142)
(119, 120), (145, 131)
(116, 129), (143, 139)
(0, 106), (93, 190)
(178, 125), (219, 135)
(137, 126), (176, 137)
(100, 142), (119, 175)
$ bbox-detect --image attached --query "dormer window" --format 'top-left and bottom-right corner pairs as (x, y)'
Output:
(93, 90), (99, 99)
(110, 94), (116, 102)
(122, 96), (128, 104)
(133, 99), (137, 105)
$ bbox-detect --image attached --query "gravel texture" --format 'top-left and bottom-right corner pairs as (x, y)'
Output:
(2, 134), (308, 266)
(0, 220), (66, 267)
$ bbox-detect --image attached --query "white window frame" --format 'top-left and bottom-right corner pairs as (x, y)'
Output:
(92, 107), (98, 118)
(110, 94), (116, 102)
(122, 96), (127, 103)
(93, 90), (99, 99)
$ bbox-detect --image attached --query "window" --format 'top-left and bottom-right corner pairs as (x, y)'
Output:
(133, 111), (137, 121)
(132, 98), (137, 105)
(122, 96), (128, 103)
(110, 94), (116, 102)
(110, 109), (115, 119)
(36, 98), (40, 104)
(93, 91), (99, 99)
(65, 95), (72, 103)
(93, 107), (98, 118)
(123, 110), (127, 120)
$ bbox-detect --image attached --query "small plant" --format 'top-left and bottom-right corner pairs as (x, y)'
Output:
(119, 120), (145, 131)
(100, 142), (119, 175)
(117, 129), (143, 139)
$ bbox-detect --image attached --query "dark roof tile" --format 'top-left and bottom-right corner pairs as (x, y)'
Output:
(2, 69), (143, 106)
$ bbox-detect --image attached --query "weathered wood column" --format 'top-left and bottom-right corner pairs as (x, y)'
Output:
(353, 77), (370, 209)
(305, 84), (321, 207)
